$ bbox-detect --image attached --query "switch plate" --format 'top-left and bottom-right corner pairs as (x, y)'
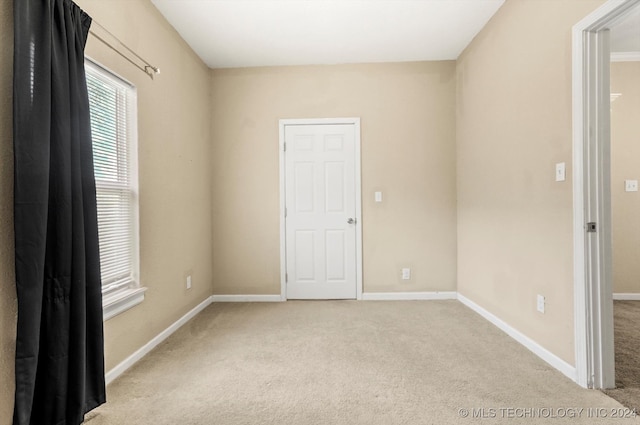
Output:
(375, 191), (383, 203)
(555, 163), (566, 182)
(401, 268), (411, 280)
(625, 180), (638, 192)
(186, 275), (192, 290)
(537, 295), (545, 313)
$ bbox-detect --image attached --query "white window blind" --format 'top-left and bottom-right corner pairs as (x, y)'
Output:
(85, 60), (140, 303)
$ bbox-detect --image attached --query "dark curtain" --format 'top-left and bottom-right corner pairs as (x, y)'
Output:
(13, 0), (106, 424)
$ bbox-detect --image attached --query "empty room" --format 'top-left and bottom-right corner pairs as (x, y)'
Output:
(1, 0), (640, 424)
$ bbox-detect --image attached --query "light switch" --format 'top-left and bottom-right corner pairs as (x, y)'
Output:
(625, 180), (638, 192)
(401, 268), (411, 280)
(555, 163), (566, 182)
(374, 191), (383, 203)
(537, 295), (545, 313)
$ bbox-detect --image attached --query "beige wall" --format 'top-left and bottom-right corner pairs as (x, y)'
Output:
(75, 0), (213, 372)
(456, 0), (605, 366)
(211, 62), (457, 295)
(0, 0), (16, 421)
(611, 61), (640, 294)
(0, 0), (617, 419)
(0, 1), (213, 421)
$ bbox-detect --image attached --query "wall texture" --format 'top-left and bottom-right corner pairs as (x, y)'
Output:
(211, 62), (457, 295)
(456, 0), (605, 366)
(0, 0), (16, 421)
(0, 4), (213, 421)
(611, 61), (640, 294)
(1, 0), (213, 419)
(0, 0), (619, 420)
(74, 0), (213, 373)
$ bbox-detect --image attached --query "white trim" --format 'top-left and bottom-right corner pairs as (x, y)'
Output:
(86, 57), (142, 321)
(572, 14), (588, 386)
(103, 287), (147, 321)
(611, 51), (640, 62)
(105, 296), (213, 385)
(211, 295), (283, 302)
(457, 293), (577, 382)
(362, 291), (457, 301)
(85, 56), (135, 88)
(279, 120), (287, 301)
(278, 120), (287, 301)
(613, 293), (640, 300)
(354, 120), (363, 301)
(574, 0), (640, 30)
(572, 0), (640, 390)
(278, 118), (363, 301)
(102, 292), (591, 387)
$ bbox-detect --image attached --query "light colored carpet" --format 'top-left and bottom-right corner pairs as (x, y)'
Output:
(86, 301), (639, 424)
(604, 300), (640, 411)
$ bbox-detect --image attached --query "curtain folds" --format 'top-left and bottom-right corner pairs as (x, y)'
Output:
(13, 0), (106, 424)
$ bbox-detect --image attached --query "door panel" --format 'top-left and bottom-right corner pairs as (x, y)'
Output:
(325, 162), (345, 212)
(285, 124), (357, 299)
(294, 231), (315, 281)
(294, 163), (314, 212)
(325, 230), (346, 281)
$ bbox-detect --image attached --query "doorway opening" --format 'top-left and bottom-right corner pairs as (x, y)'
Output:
(573, 0), (640, 389)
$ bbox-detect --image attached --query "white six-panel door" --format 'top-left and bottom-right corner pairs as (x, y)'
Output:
(284, 123), (358, 299)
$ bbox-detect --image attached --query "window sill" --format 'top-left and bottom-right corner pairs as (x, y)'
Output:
(103, 287), (147, 321)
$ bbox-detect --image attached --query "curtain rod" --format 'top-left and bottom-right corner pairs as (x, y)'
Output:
(89, 20), (160, 80)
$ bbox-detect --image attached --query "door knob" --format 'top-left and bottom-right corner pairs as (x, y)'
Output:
(347, 218), (356, 224)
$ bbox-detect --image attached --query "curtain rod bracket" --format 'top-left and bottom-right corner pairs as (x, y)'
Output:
(90, 20), (160, 80)
(144, 65), (160, 79)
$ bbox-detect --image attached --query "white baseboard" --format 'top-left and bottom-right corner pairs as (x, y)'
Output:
(212, 294), (283, 302)
(457, 293), (576, 382)
(362, 291), (457, 301)
(105, 296), (213, 385)
(613, 293), (640, 300)
(105, 291), (581, 388)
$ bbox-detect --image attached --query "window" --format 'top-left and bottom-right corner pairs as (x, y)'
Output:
(86, 59), (144, 320)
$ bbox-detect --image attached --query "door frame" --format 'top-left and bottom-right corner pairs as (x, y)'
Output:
(572, 0), (640, 389)
(279, 118), (363, 301)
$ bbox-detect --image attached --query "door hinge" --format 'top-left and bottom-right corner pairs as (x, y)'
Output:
(587, 222), (597, 233)
(283, 142), (287, 152)
(285, 273), (288, 283)
(285, 207), (287, 218)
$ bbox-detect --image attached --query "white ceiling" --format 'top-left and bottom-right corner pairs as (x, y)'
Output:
(151, 0), (505, 69)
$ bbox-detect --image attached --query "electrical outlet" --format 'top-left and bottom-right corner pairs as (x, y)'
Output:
(537, 295), (545, 313)
(186, 275), (192, 290)
(625, 180), (638, 192)
(401, 268), (411, 280)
